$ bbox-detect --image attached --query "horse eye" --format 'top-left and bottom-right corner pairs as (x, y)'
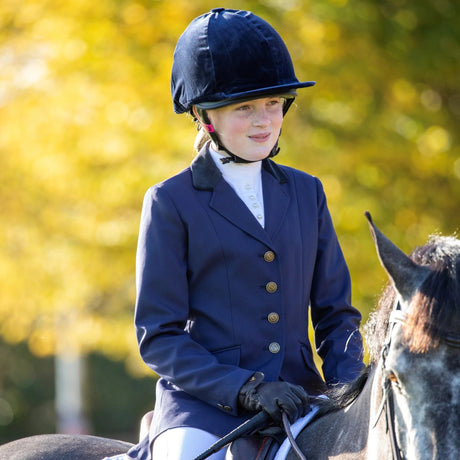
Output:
(387, 371), (403, 391)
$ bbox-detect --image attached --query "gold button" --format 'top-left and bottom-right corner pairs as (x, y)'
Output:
(269, 342), (280, 354)
(263, 251), (275, 262)
(266, 281), (278, 293)
(268, 312), (279, 324)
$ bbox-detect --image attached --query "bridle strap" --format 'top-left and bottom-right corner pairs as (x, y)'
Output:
(443, 335), (460, 348)
(388, 309), (406, 325)
(385, 382), (405, 460)
(377, 306), (406, 460)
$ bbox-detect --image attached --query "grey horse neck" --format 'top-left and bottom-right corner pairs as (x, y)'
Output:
(286, 366), (391, 460)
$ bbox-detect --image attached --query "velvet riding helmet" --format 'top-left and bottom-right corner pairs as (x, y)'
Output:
(171, 8), (316, 163)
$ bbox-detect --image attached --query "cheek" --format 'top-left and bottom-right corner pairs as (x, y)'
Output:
(219, 120), (248, 142)
(208, 113), (243, 137)
(276, 112), (284, 126)
(271, 113), (284, 133)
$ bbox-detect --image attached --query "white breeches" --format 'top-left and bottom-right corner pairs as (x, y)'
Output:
(151, 427), (227, 460)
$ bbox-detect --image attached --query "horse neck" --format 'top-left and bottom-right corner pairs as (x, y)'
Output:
(323, 364), (392, 458)
(293, 366), (394, 459)
(294, 370), (375, 459)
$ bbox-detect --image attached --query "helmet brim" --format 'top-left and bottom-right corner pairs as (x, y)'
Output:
(194, 82), (315, 110)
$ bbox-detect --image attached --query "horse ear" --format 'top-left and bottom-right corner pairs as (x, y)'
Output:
(364, 212), (431, 302)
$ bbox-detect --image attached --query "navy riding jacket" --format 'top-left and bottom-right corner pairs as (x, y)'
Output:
(134, 146), (364, 444)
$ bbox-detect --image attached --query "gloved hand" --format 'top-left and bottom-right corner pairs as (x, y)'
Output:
(238, 372), (310, 423)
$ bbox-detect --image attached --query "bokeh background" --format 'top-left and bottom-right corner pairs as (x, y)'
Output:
(1, 0), (459, 445)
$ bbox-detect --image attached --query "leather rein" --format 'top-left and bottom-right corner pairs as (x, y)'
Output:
(193, 410), (306, 460)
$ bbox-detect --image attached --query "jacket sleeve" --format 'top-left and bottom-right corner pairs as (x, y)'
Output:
(309, 179), (364, 384)
(134, 185), (253, 414)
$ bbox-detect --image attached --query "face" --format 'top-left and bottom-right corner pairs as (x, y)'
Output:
(206, 96), (285, 162)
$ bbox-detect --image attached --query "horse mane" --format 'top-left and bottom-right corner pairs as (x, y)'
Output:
(404, 235), (460, 353)
(318, 234), (460, 413)
(314, 367), (371, 415)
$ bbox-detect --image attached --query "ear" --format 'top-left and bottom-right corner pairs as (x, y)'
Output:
(365, 212), (431, 302)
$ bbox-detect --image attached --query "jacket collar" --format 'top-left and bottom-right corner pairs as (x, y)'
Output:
(190, 144), (290, 246)
(191, 144), (288, 191)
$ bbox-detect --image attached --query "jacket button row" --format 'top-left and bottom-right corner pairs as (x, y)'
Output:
(267, 312), (279, 324)
(269, 342), (280, 354)
(263, 251), (275, 262)
(265, 281), (278, 293)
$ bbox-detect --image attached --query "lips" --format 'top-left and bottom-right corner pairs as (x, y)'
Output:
(249, 132), (271, 142)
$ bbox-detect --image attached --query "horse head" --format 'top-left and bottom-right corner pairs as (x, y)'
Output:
(365, 212), (460, 459)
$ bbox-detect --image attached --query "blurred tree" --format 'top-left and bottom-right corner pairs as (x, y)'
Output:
(0, 0), (202, 367)
(0, 337), (154, 443)
(0, 0), (458, 442)
(275, 0), (460, 306)
(0, 338), (54, 442)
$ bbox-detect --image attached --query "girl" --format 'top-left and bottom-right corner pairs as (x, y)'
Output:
(131, 8), (364, 460)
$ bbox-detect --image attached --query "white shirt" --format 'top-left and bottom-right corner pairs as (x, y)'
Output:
(209, 146), (265, 228)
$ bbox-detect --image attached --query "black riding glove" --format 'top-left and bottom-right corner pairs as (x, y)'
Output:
(238, 372), (311, 423)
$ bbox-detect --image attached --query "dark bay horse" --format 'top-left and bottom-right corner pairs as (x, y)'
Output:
(1, 213), (459, 459)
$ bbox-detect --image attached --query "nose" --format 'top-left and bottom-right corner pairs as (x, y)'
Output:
(252, 107), (270, 127)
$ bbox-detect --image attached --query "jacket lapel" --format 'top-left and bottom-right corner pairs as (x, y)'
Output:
(209, 180), (272, 246)
(262, 165), (290, 241)
(191, 146), (290, 246)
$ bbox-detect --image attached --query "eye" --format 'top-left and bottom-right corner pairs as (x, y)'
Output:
(387, 371), (402, 392)
(235, 103), (252, 112)
(267, 98), (282, 108)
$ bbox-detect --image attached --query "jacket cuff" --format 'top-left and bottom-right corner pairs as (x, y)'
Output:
(238, 371), (264, 394)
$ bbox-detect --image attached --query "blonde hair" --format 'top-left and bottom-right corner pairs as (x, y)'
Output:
(190, 106), (214, 153)
(194, 126), (211, 153)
